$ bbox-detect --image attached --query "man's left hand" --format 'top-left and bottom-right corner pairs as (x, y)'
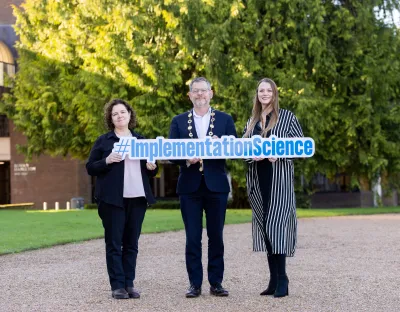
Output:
(146, 162), (157, 170)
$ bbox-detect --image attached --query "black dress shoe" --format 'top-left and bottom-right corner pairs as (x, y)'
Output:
(112, 288), (129, 299)
(186, 285), (201, 298)
(210, 284), (229, 297)
(126, 287), (140, 299)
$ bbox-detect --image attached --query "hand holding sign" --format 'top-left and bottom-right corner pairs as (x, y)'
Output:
(106, 152), (123, 164)
(188, 158), (201, 164)
(146, 162), (157, 170)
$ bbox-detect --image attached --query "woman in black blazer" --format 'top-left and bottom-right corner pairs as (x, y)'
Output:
(86, 99), (157, 299)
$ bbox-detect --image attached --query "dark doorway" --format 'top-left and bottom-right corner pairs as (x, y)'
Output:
(0, 161), (10, 204)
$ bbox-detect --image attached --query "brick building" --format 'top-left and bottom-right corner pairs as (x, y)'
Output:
(0, 0), (92, 208)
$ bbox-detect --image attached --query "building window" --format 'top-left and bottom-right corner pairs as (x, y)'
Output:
(0, 115), (9, 137)
(0, 61), (15, 87)
(0, 41), (15, 87)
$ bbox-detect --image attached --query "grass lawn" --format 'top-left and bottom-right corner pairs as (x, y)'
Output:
(1, 207), (399, 255)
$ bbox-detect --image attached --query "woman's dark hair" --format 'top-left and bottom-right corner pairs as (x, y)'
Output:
(104, 99), (137, 130)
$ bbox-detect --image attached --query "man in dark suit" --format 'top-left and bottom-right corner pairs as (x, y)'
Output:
(169, 77), (237, 298)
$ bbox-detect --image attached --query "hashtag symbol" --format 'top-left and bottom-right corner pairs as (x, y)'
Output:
(114, 138), (131, 159)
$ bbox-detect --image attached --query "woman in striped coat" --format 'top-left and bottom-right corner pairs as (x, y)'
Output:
(243, 78), (304, 298)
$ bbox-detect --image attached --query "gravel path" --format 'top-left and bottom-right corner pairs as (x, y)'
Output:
(1, 214), (400, 312)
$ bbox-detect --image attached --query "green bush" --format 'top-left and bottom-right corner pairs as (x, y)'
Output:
(83, 200), (252, 209)
(83, 201), (180, 209)
(150, 200), (180, 209)
(84, 203), (98, 209)
(295, 191), (311, 209)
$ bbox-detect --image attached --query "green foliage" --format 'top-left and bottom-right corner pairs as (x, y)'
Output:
(179, 0), (400, 196)
(150, 200), (180, 209)
(1, 0), (192, 159)
(83, 200), (186, 210)
(295, 190), (311, 209)
(84, 203), (98, 209)
(179, 0), (400, 195)
(1, 0), (400, 203)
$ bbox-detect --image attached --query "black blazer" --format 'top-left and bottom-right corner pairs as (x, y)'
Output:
(86, 130), (158, 207)
(169, 109), (237, 194)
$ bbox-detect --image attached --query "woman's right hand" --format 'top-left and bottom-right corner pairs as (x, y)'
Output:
(106, 152), (123, 164)
(253, 157), (265, 162)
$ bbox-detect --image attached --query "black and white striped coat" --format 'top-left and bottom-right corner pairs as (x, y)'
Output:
(243, 109), (304, 256)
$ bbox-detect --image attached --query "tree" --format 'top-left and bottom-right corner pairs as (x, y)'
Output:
(177, 0), (400, 199)
(1, 0), (400, 206)
(1, 0), (192, 158)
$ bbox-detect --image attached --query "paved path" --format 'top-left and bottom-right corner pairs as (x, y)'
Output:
(1, 214), (400, 312)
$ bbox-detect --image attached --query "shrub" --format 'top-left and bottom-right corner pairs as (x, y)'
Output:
(150, 200), (180, 209)
(295, 191), (311, 209)
(84, 203), (98, 209)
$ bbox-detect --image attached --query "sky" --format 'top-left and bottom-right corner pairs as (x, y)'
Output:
(394, 9), (400, 26)
(381, 8), (400, 27)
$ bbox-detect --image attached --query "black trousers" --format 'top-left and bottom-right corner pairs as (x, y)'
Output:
(98, 197), (147, 291)
(179, 177), (228, 288)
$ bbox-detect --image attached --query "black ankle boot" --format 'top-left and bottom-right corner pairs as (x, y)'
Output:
(274, 254), (289, 298)
(274, 274), (289, 297)
(260, 255), (277, 295)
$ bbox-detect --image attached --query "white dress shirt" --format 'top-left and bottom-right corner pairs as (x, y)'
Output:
(193, 107), (211, 139)
(187, 107), (211, 167)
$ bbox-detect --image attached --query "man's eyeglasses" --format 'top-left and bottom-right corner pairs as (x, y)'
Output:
(191, 89), (210, 94)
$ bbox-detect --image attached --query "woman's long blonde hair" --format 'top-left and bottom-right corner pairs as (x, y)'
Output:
(243, 78), (279, 138)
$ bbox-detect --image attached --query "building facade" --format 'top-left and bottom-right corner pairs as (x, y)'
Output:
(0, 0), (94, 208)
